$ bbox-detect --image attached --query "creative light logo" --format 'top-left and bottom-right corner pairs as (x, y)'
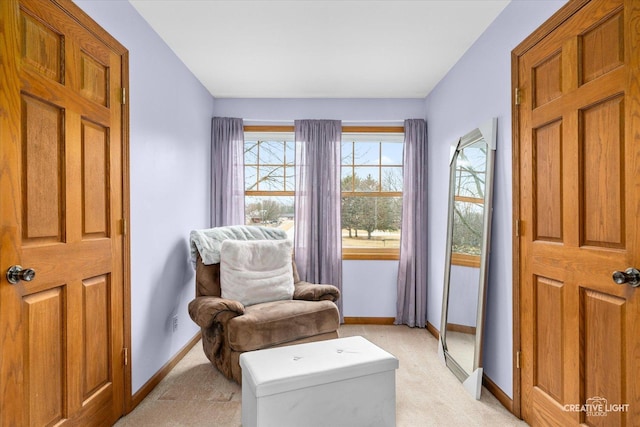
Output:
(562, 396), (629, 417)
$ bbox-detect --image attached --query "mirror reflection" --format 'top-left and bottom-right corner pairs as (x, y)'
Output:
(439, 118), (496, 399)
(446, 264), (481, 374)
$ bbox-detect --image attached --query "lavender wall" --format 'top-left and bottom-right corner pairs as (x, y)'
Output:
(75, 0), (214, 393)
(424, 0), (566, 397)
(343, 261), (397, 317)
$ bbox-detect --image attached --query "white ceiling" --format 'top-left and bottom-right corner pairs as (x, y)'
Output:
(130, 0), (510, 98)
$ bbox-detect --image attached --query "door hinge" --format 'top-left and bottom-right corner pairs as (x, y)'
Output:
(120, 87), (126, 105)
(516, 350), (521, 369)
(123, 348), (129, 366)
(515, 219), (521, 237)
(121, 218), (127, 236)
(515, 87), (521, 105)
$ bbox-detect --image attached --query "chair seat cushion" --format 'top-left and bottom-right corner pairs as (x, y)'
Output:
(227, 300), (340, 352)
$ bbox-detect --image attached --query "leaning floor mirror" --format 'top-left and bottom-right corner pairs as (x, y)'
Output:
(438, 118), (497, 399)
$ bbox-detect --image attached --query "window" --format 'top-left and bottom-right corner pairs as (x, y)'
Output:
(341, 131), (404, 260)
(243, 127), (404, 260)
(244, 131), (295, 237)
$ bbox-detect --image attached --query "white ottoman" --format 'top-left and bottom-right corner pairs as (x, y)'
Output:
(239, 336), (399, 427)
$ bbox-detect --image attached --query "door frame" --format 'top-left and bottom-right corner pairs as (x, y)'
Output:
(38, 0), (133, 415)
(510, 0), (591, 419)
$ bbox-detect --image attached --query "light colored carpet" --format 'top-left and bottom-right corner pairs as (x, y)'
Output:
(114, 325), (527, 426)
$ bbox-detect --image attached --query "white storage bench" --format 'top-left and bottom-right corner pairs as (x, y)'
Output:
(239, 335), (399, 427)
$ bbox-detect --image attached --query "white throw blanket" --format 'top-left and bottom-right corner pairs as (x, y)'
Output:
(189, 225), (288, 266)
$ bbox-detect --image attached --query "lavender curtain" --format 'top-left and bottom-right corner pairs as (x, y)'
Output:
(294, 120), (343, 320)
(211, 117), (245, 227)
(395, 119), (428, 327)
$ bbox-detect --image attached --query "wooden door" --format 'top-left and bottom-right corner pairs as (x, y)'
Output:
(0, 0), (129, 425)
(515, 0), (640, 425)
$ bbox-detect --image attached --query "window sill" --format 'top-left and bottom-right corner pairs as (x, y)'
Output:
(342, 249), (400, 261)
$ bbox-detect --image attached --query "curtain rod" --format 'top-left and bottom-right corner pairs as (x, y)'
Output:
(242, 119), (406, 124)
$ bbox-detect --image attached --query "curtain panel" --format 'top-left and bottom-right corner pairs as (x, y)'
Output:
(395, 118), (428, 327)
(294, 119), (343, 320)
(211, 117), (245, 227)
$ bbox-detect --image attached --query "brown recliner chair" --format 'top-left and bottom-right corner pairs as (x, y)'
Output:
(188, 227), (340, 383)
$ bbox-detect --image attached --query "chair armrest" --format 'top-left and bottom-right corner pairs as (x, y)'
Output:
(188, 296), (245, 329)
(293, 281), (341, 302)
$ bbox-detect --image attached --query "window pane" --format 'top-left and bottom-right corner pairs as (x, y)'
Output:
(341, 169), (355, 191)
(286, 141), (295, 164)
(341, 196), (402, 249)
(456, 168), (485, 199)
(381, 142), (403, 165)
(455, 143), (486, 198)
(452, 200), (484, 255)
(456, 169), (485, 198)
(285, 166), (295, 191)
(354, 167), (380, 191)
(244, 141), (258, 164)
(353, 142), (379, 165)
(381, 167), (403, 191)
(258, 166), (285, 191)
(260, 141), (285, 164)
(245, 166), (258, 191)
(341, 141), (353, 165)
(245, 195), (295, 239)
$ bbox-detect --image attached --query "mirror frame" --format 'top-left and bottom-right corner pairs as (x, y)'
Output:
(438, 117), (497, 399)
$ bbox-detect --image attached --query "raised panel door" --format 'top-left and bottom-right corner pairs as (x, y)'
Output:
(0, 0), (129, 425)
(516, 0), (640, 425)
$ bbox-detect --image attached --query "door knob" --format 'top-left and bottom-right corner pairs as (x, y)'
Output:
(6, 265), (36, 284)
(612, 268), (640, 288)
